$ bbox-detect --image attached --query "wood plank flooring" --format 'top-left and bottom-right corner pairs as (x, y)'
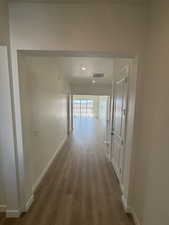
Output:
(0, 117), (134, 225)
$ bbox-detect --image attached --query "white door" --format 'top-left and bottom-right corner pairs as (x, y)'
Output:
(111, 76), (128, 189)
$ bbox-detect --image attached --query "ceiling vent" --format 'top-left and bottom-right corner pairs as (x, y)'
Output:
(93, 73), (104, 78)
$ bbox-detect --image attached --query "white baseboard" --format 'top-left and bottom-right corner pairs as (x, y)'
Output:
(0, 196), (34, 216)
(121, 195), (141, 225)
(1, 206), (20, 218)
(25, 194), (34, 212)
(6, 210), (20, 218)
(32, 135), (67, 193)
(0, 205), (6, 212)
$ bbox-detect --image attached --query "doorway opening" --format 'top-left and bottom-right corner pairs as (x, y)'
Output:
(72, 95), (110, 144)
(7, 50), (137, 219)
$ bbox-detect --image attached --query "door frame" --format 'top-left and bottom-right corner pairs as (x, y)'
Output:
(0, 46), (21, 217)
(11, 50), (138, 215)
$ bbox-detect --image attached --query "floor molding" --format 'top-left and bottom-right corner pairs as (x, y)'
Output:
(0, 205), (6, 213)
(6, 210), (20, 218)
(25, 194), (34, 212)
(32, 135), (68, 193)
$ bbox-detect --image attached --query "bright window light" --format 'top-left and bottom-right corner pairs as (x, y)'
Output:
(73, 99), (94, 118)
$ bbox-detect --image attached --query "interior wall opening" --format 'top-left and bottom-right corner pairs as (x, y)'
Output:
(73, 94), (109, 122)
(72, 95), (110, 142)
(9, 50), (137, 220)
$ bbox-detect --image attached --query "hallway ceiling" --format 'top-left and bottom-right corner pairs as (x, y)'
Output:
(55, 57), (114, 86)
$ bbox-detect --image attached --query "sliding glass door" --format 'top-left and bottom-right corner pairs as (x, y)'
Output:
(73, 99), (94, 117)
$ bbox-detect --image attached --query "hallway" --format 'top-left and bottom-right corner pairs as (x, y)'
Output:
(0, 118), (133, 225)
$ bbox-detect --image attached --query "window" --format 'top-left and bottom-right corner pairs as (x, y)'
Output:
(73, 99), (94, 117)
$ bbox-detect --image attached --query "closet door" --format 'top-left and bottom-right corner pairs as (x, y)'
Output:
(111, 76), (128, 189)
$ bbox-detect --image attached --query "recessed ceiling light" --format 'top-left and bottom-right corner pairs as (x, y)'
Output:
(81, 65), (87, 71)
(92, 80), (96, 84)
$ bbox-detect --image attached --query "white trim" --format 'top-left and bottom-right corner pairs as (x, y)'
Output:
(10, 50), (26, 212)
(32, 135), (67, 193)
(0, 205), (6, 212)
(25, 194), (34, 212)
(17, 50), (135, 59)
(0, 46), (20, 214)
(6, 210), (20, 218)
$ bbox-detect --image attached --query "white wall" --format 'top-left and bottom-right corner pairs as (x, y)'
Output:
(18, 55), (70, 203)
(8, 0), (148, 214)
(131, 1), (169, 225)
(9, 2), (147, 53)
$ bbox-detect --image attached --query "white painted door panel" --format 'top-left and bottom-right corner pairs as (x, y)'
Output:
(111, 75), (128, 188)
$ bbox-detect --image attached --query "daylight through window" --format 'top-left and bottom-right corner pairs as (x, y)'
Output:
(73, 99), (94, 117)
